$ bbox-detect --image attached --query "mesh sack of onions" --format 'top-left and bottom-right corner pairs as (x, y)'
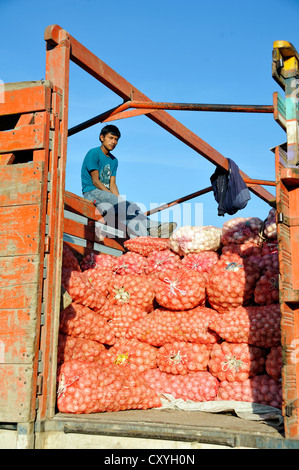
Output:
(80, 252), (116, 271)
(107, 274), (155, 312)
(254, 269), (279, 305)
(217, 374), (282, 409)
(221, 242), (262, 259)
(61, 269), (107, 314)
(249, 252), (279, 274)
(266, 346), (283, 382)
(156, 342), (210, 375)
(209, 304), (281, 348)
(221, 217), (263, 246)
(59, 303), (116, 345)
(263, 208), (277, 239)
(113, 251), (148, 275)
(124, 236), (169, 257)
(208, 342), (266, 382)
(57, 333), (106, 364)
(181, 252), (219, 281)
(126, 306), (220, 347)
(169, 225), (221, 256)
(57, 360), (162, 414)
(145, 249), (182, 275)
(82, 267), (115, 295)
(154, 268), (206, 310)
(62, 243), (81, 272)
(143, 369), (219, 402)
(98, 338), (157, 373)
(107, 305), (148, 338)
(206, 255), (260, 313)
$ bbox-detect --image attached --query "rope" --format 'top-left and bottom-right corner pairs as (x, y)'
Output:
(221, 355), (244, 372)
(163, 277), (186, 296)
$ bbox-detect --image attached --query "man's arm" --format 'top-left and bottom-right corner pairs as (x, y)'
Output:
(110, 175), (120, 196)
(90, 170), (110, 192)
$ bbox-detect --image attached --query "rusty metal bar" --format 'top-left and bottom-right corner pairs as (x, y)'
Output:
(68, 101), (131, 136)
(69, 100), (274, 132)
(45, 24), (275, 205)
(128, 101), (274, 114)
(145, 186), (213, 216)
(243, 178), (275, 186)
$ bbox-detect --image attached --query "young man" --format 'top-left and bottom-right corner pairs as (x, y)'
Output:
(81, 125), (176, 238)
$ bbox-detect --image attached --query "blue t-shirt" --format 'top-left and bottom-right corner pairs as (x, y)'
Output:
(81, 147), (118, 194)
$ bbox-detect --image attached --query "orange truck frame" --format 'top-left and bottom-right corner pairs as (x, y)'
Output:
(0, 26), (298, 449)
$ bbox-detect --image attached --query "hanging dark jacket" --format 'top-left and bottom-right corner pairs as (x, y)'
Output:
(210, 158), (251, 216)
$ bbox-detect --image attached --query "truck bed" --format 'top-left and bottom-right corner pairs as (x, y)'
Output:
(34, 407), (287, 449)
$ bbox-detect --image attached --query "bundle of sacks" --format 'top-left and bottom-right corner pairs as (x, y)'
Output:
(57, 208), (283, 414)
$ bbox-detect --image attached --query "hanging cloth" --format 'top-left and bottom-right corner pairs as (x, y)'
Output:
(210, 158), (251, 216)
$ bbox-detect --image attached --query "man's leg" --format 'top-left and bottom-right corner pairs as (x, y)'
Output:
(83, 189), (177, 238)
(83, 190), (149, 238)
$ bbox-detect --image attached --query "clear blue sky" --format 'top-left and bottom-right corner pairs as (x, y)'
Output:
(2, 0), (299, 229)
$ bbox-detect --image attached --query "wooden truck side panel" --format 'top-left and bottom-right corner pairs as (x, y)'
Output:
(0, 161), (47, 422)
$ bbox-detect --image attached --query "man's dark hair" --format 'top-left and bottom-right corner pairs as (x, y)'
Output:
(100, 125), (121, 139)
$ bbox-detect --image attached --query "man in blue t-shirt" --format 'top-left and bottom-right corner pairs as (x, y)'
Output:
(81, 125), (176, 239)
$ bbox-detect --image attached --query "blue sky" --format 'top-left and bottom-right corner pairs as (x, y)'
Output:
(2, 0), (299, 229)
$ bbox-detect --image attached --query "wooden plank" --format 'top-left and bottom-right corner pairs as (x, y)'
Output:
(0, 283), (39, 310)
(63, 233), (124, 256)
(0, 153), (15, 165)
(63, 217), (96, 242)
(0, 204), (41, 256)
(64, 190), (102, 220)
(0, 308), (37, 363)
(64, 210), (125, 239)
(0, 81), (51, 116)
(0, 364), (35, 422)
(0, 162), (45, 206)
(0, 124), (47, 153)
(0, 254), (39, 287)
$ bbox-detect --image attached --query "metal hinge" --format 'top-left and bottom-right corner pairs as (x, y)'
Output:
(36, 350), (43, 399)
(44, 235), (51, 254)
(36, 375), (43, 396)
(47, 172), (52, 192)
(277, 212), (299, 227)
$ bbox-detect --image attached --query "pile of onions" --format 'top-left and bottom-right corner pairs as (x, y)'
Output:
(59, 303), (116, 346)
(169, 226), (221, 256)
(57, 333), (105, 364)
(154, 268), (206, 310)
(107, 274), (155, 312)
(145, 249), (182, 275)
(143, 369), (219, 402)
(157, 342), (210, 375)
(98, 338), (158, 373)
(113, 251), (148, 275)
(264, 208), (277, 239)
(208, 342), (266, 382)
(127, 306), (220, 347)
(208, 304), (281, 348)
(217, 374), (282, 408)
(206, 255), (260, 313)
(80, 252), (116, 271)
(266, 346), (283, 382)
(124, 236), (169, 257)
(57, 360), (162, 414)
(221, 217), (263, 246)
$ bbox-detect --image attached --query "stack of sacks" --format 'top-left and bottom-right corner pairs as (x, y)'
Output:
(57, 209), (282, 414)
